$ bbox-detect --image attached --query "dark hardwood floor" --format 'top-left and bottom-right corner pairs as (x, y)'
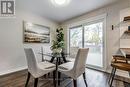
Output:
(0, 68), (130, 87)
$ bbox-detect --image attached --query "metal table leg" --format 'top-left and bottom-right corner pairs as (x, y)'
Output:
(50, 57), (55, 63)
(56, 57), (59, 87)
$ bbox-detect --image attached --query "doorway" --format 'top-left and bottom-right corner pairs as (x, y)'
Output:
(69, 19), (106, 70)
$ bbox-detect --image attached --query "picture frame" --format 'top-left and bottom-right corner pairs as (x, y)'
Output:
(23, 21), (50, 43)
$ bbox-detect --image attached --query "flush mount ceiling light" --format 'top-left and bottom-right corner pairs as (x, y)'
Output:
(51, 0), (71, 6)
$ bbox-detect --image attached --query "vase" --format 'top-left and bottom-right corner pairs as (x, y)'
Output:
(52, 48), (62, 54)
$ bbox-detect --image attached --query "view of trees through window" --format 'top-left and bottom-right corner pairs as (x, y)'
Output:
(84, 22), (103, 53)
(69, 21), (103, 67)
(70, 27), (82, 48)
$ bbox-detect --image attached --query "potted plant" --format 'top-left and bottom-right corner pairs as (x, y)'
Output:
(51, 28), (65, 53)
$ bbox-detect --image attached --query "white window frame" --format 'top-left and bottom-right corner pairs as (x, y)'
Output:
(67, 14), (107, 71)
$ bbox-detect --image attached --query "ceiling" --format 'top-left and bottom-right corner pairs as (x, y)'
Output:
(17, 0), (119, 23)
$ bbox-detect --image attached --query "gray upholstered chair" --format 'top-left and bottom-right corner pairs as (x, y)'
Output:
(58, 48), (89, 87)
(24, 48), (56, 87)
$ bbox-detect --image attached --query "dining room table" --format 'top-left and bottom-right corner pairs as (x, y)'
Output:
(39, 52), (69, 87)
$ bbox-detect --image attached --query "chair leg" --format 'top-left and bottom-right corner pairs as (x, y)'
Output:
(48, 73), (50, 77)
(58, 72), (61, 86)
(110, 68), (116, 87)
(83, 72), (88, 87)
(25, 72), (31, 87)
(53, 71), (56, 87)
(108, 67), (115, 84)
(44, 74), (47, 78)
(34, 78), (38, 87)
(73, 79), (77, 87)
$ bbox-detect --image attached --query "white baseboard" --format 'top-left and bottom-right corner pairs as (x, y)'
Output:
(0, 66), (27, 76)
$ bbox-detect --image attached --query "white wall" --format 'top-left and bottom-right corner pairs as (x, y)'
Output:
(62, 0), (130, 77)
(120, 8), (130, 48)
(0, 0), (130, 77)
(0, 7), (58, 75)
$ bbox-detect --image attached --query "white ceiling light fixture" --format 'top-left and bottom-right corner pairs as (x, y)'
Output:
(51, 0), (71, 7)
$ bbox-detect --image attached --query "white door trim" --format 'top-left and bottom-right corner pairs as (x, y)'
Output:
(67, 14), (107, 71)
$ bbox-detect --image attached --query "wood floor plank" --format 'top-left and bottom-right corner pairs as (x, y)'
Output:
(0, 68), (130, 87)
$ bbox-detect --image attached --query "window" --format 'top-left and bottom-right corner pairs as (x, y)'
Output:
(69, 18), (106, 70)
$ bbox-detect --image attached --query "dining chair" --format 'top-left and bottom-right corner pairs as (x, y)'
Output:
(58, 48), (89, 87)
(109, 55), (130, 87)
(24, 48), (56, 87)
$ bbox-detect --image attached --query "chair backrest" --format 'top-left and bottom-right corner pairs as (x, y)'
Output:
(73, 48), (89, 77)
(24, 48), (38, 73)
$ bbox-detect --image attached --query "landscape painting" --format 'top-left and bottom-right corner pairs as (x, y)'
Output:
(23, 21), (50, 43)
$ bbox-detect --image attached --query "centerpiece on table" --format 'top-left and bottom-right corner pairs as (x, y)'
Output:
(51, 28), (65, 54)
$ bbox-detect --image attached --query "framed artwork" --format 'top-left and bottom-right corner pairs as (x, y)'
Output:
(23, 21), (50, 43)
